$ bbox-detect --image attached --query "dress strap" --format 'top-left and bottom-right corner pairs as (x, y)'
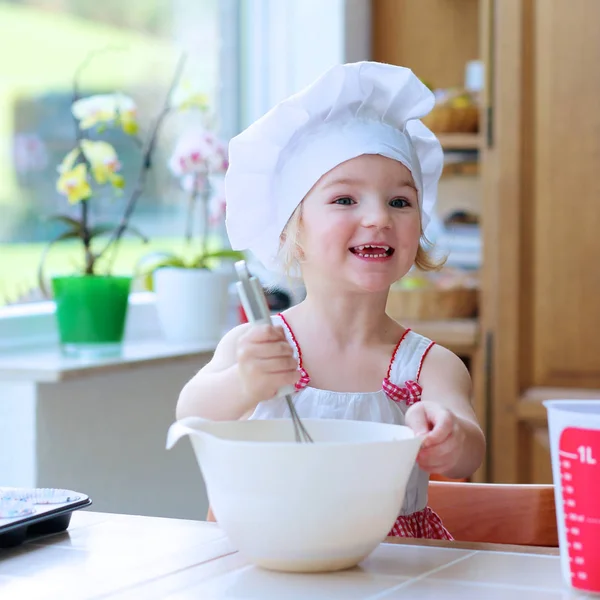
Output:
(385, 328), (412, 381)
(276, 313), (310, 390)
(382, 329), (435, 406)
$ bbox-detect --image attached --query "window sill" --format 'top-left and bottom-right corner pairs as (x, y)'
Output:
(0, 293), (218, 382)
(0, 338), (216, 383)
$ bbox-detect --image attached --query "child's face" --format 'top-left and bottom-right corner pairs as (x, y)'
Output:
(299, 154), (421, 293)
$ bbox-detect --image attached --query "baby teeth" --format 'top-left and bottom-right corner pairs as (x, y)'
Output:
(353, 244), (390, 258)
(355, 244), (390, 251)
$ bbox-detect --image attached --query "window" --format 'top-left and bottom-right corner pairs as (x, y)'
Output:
(0, 0), (234, 306)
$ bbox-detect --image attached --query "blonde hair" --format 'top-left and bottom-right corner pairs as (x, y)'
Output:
(415, 234), (447, 272)
(278, 203), (305, 280)
(277, 201), (446, 278)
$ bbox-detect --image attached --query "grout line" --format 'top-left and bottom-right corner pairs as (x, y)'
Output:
(366, 549), (571, 598)
(365, 550), (479, 599)
(416, 578), (567, 594)
(472, 549), (559, 559)
(89, 549), (241, 600)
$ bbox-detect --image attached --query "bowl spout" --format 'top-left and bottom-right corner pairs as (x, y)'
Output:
(166, 417), (213, 451)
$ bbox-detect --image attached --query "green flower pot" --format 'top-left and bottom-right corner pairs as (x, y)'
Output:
(51, 275), (132, 357)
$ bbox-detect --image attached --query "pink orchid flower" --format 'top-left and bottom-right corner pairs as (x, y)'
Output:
(168, 128), (229, 180)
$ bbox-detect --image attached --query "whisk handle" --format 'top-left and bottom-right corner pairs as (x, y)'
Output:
(234, 260), (296, 400)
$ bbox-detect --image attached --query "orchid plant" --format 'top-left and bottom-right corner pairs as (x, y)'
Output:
(135, 125), (243, 289)
(38, 50), (207, 296)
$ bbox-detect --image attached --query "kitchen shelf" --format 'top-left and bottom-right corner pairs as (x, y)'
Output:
(517, 387), (600, 423)
(397, 317), (479, 357)
(437, 133), (482, 151)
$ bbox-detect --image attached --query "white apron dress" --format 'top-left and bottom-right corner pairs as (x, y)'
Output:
(249, 314), (453, 540)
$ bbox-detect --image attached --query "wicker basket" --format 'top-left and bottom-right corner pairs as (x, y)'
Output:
(421, 105), (479, 134)
(386, 287), (478, 321)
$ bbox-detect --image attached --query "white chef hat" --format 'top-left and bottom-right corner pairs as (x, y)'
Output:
(224, 61), (443, 273)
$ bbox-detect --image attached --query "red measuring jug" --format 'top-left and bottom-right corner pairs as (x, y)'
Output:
(545, 399), (600, 594)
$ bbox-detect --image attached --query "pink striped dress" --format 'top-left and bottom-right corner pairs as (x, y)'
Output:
(248, 313), (453, 541)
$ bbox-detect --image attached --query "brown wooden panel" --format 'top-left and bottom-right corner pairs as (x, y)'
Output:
(519, 422), (554, 484)
(371, 0), (480, 88)
(483, 0), (527, 483)
(530, 426), (553, 484)
(487, 0), (600, 482)
(531, 0), (600, 388)
(428, 481), (558, 546)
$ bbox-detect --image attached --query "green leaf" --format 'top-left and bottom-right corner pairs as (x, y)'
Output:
(134, 251), (186, 291)
(45, 214), (83, 233)
(191, 249), (244, 269)
(37, 229), (83, 299)
(135, 251), (183, 274)
(207, 249), (245, 260)
(89, 223), (149, 243)
(123, 224), (149, 244)
(89, 223), (117, 239)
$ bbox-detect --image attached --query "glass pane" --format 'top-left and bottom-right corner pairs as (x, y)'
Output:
(0, 0), (227, 306)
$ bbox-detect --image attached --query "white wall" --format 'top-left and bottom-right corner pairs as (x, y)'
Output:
(0, 382), (36, 487)
(35, 356), (211, 520)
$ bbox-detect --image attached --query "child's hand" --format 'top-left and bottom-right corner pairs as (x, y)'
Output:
(404, 401), (466, 475)
(236, 324), (300, 407)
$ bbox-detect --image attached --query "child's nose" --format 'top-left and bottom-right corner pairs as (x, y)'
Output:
(361, 201), (392, 229)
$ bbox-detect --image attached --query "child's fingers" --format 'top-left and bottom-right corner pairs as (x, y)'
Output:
(404, 403), (431, 437)
(416, 438), (455, 473)
(243, 324), (287, 343)
(266, 371), (301, 397)
(405, 402), (454, 448)
(418, 438), (454, 462)
(239, 340), (294, 360)
(258, 355), (299, 374)
(422, 412), (454, 448)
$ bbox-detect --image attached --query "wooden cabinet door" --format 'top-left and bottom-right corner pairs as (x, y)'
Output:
(529, 0), (600, 390)
(372, 0), (480, 88)
(483, 0), (600, 483)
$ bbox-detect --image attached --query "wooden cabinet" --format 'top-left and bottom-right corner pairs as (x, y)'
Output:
(373, 0), (600, 484)
(372, 0), (480, 90)
(483, 0), (600, 483)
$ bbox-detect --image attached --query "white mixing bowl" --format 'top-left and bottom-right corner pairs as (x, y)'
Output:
(167, 417), (423, 573)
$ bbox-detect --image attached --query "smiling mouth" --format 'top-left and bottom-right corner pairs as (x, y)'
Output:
(349, 244), (395, 258)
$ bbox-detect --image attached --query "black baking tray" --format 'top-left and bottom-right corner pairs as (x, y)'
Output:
(0, 489), (92, 548)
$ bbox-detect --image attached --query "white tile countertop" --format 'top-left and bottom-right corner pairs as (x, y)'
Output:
(0, 510), (587, 600)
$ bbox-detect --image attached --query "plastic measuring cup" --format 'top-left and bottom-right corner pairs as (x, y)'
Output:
(545, 399), (600, 594)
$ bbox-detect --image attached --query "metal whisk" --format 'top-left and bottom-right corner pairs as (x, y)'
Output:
(235, 261), (313, 443)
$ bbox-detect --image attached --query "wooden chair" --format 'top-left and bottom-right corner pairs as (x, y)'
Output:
(207, 482), (559, 547)
(428, 481), (558, 547)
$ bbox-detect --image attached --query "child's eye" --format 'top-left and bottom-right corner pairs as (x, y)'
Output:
(390, 197), (410, 208)
(333, 197), (355, 205)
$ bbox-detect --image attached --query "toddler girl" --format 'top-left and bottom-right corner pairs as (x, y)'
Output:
(177, 61), (485, 540)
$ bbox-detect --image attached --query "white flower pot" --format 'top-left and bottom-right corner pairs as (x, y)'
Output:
(154, 267), (230, 344)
